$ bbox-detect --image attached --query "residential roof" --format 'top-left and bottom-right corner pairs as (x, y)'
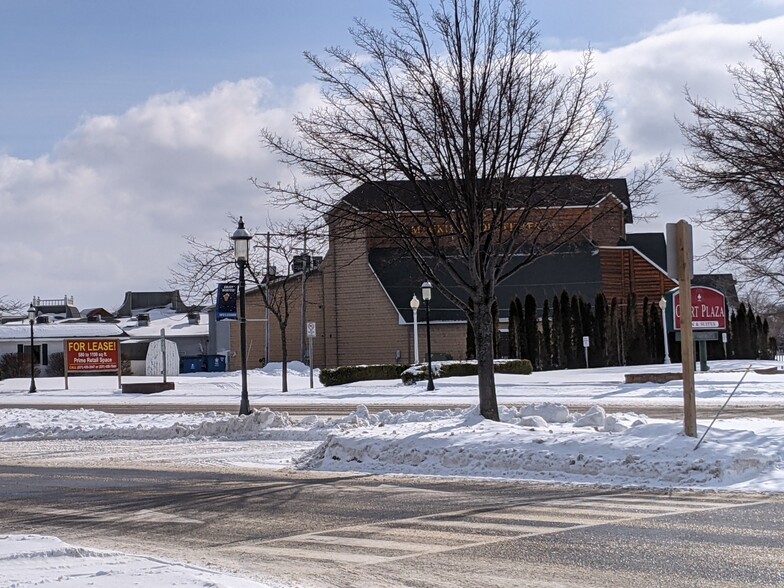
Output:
(0, 322), (126, 341)
(369, 244), (604, 323)
(115, 308), (209, 339)
(342, 176), (632, 223)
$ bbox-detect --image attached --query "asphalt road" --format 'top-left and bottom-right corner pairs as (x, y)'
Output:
(0, 447), (782, 587)
(1, 401), (782, 420)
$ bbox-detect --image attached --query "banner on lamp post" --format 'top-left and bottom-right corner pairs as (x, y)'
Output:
(216, 283), (238, 321)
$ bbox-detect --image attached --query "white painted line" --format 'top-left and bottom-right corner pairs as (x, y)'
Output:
(290, 534), (425, 552)
(240, 546), (391, 565)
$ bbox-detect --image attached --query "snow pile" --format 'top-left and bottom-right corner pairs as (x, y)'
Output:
(297, 404), (783, 490)
(0, 408), (312, 442)
(0, 534), (271, 587)
(1, 403), (782, 491)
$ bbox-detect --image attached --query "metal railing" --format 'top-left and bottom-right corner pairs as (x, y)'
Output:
(32, 296), (74, 307)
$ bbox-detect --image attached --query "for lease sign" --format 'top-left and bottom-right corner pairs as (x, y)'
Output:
(66, 339), (120, 372)
(673, 287), (727, 330)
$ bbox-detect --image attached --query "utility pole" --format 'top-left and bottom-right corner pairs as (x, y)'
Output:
(301, 229), (308, 364)
(265, 232), (271, 365)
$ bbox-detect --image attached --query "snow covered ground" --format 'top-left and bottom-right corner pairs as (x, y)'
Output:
(1, 359), (783, 585)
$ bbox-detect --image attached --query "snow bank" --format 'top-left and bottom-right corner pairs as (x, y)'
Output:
(1, 404), (782, 492)
(0, 534), (271, 587)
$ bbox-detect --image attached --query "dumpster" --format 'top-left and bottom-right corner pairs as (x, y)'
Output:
(180, 356), (204, 373)
(205, 354), (226, 372)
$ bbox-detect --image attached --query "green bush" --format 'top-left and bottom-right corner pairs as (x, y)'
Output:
(319, 363), (410, 386)
(496, 359), (534, 375)
(401, 358), (532, 384)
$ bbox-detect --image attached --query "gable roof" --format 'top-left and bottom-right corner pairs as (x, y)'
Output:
(342, 176), (632, 223)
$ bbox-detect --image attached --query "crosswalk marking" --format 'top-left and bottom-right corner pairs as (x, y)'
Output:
(229, 492), (768, 567)
(290, 534), (427, 552)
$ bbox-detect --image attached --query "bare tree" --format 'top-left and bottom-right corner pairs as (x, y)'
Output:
(168, 218), (322, 392)
(672, 39), (784, 303)
(261, 0), (646, 420)
(0, 296), (22, 315)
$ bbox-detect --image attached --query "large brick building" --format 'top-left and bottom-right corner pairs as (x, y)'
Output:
(238, 176), (677, 369)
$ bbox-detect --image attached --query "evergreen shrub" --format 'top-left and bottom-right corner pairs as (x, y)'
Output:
(401, 359), (533, 384)
(319, 364), (409, 386)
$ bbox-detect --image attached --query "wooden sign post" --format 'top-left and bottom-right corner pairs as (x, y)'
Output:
(676, 220), (697, 437)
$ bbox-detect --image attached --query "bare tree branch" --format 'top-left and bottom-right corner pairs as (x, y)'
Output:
(671, 39), (784, 303)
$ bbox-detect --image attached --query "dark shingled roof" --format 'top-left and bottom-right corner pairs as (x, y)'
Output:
(624, 232), (668, 271)
(369, 244), (604, 323)
(343, 176), (632, 223)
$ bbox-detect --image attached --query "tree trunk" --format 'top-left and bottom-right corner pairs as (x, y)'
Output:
(473, 298), (500, 421)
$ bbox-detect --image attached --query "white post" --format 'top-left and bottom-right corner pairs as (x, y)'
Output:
(660, 297), (671, 364)
(160, 328), (167, 384)
(413, 309), (420, 364)
(410, 294), (420, 364)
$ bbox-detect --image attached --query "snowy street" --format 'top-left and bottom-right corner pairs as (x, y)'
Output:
(1, 360), (783, 586)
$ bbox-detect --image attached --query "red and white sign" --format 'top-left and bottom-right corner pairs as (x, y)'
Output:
(673, 287), (727, 330)
(65, 339), (120, 372)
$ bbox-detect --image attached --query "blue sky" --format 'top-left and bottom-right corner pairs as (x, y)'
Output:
(2, 1), (784, 309)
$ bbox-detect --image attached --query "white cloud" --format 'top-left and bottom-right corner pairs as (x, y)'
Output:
(0, 78), (321, 310)
(546, 14), (784, 269)
(4, 13), (784, 309)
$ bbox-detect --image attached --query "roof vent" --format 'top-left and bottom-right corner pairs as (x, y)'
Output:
(136, 313), (150, 327)
(187, 312), (200, 325)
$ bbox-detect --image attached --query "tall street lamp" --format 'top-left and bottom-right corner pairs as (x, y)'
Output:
(27, 303), (37, 393)
(410, 294), (420, 364)
(659, 296), (671, 365)
(421, 281), (435, 391)
(232, 217), (253, 416)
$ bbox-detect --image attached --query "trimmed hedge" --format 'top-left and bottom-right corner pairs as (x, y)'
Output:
(496, 359), (534, 375)
(319, 363), (410, 387)
(401, 358), (533, 384)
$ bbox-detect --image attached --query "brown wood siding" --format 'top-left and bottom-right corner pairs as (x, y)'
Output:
(599, 248), (676, 303)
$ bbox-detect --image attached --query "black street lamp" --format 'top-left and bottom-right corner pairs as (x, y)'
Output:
(421, 281), (435, 391)
(231, 217), (253, 416)
(27, 303), (37, 393)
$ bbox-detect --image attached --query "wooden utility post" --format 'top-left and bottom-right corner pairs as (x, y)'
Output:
(676, 220), (697, 437)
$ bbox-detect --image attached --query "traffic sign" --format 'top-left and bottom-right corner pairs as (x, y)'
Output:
(306, 321), (317, 338)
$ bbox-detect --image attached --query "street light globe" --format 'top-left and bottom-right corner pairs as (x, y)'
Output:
(231, 217), (252, 262)
(27, 303), (36, 322)
(421, 281), (432, 301)
(659, 296), (667, 311)
(410, 294), (420, 311)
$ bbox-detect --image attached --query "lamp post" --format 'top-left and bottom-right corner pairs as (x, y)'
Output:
(27, 303), (37, 393)
(410, 294), (420, 364)
(231, 217), (253, 416)
(421, 281), (435, 391)
(659, 296), (671, 365)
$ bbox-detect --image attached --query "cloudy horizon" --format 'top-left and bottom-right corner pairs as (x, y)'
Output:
(2, 3), (783, 311)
